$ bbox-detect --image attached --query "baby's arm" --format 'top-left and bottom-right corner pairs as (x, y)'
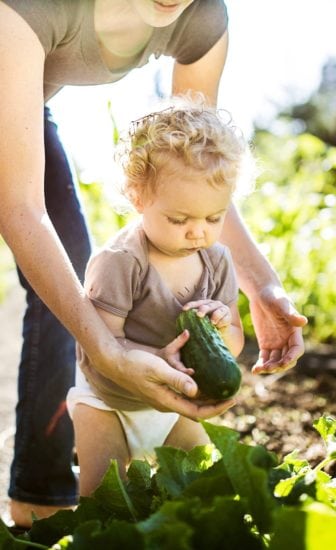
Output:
(94, 306), (150, 350)
(182, 300), (244, 357)
(94, 306), (193, 374)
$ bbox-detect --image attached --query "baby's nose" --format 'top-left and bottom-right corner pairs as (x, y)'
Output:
(186, 225), (205, 240)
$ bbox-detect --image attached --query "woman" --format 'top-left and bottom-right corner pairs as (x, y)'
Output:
(0, 0), (306, 527)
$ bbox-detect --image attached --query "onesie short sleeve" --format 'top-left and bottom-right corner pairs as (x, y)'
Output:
(84, 248), (142, 318)
(166, 0), (228, 64)
(203, 244), (238, 306)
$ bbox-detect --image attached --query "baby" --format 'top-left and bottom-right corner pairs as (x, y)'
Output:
(67, 97), (252, 496)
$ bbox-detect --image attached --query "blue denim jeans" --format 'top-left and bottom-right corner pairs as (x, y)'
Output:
(8, 108), (92, 505)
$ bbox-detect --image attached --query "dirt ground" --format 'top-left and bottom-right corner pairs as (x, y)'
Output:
(0, 285), (335, 522)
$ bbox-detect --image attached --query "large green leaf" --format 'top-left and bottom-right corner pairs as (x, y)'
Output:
(139, 496), (264, 550)
(154, 445), (217, 498)
(92, 459), (137, 521)
(126, 459), (155, 519)
(139, 500), (194, 550)
(203, 421), (278, 533)
(62, 519), (143, 550)
(0, 518), (48, 549)
(313, 415), (336, 459)
(28, 497), (110, 547)
(270, 502), (336, 550)
(182, 458), (234, 501)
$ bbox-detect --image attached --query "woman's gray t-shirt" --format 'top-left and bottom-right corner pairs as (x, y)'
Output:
(3, 0), (228, 99)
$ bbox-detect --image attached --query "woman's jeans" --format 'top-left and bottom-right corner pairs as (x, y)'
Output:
(8, 108), (92, 505)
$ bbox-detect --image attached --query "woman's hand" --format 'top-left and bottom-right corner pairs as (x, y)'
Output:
(182, 299), (232, 328)
(249, 285), (308, 374)
(91, 309), (235, 420)
(116, 347), (236, 420)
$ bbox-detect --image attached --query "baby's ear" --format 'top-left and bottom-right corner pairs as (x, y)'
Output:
(131, 193), (144, 213)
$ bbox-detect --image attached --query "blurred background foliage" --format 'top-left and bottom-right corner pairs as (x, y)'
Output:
(0, 59), (335, 346)
(237, 57), (336, 345)
(237, 131), (335, 344)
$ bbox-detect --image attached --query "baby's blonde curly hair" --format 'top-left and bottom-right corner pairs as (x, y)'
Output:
(118, 95), (252, 205)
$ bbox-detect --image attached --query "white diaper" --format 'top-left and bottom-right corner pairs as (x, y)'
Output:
(67, 367), (179, 461)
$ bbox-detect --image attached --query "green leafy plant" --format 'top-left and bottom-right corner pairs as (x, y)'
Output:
(238, 131), (336, 344)
(1, 415), (335, 549)
(0, 238), (17, 303)
(79, 181), (131, 247)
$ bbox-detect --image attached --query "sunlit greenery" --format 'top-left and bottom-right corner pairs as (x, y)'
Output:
(79, 180), (132, 247)
(237, 131), (336, 344)
(0, 238), (16, 301)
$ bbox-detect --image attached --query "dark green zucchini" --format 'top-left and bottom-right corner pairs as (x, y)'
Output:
(176, 309), (241, 400)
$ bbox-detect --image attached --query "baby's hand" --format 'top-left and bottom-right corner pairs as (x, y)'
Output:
(157, 330), (194, 375)
(183, 300), (232, 330)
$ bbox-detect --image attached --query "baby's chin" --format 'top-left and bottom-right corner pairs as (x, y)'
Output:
(148, 239), (201, 258)
(171, 250), (199, 258)
(152, 245), (189, 257)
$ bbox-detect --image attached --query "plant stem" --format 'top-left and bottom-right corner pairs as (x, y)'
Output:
(313, 456), (334, 473)
(11, 538), (48, 549)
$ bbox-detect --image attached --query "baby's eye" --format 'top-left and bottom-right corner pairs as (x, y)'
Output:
(207, 217), (222, 224)
(167, 217), (187, 225)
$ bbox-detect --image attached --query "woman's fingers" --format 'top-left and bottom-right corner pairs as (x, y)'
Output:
(252, 333), (304, 374)
(122, 349), (237, 420)
(154, 382), (237, 419)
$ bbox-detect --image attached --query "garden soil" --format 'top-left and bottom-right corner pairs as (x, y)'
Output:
(0, 285), (335, 521)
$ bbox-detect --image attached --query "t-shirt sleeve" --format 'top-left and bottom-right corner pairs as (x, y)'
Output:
(2, 0), (77, 54)
(84, 248), (142, 318)
(166, 0), (228, 64)
(209, 245), (239, 306)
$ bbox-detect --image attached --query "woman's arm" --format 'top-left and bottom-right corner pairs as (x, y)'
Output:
(0, 3), (119, 374)
(171, 32), (307, 373)
(0, 3), (234, 419)
(220, 204), (307, 373)
(172, 31), (229, 105)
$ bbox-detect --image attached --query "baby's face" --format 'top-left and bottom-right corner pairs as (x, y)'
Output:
(138, 163), (232, 257)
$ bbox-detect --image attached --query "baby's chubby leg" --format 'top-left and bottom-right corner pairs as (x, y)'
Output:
(72, 404), (130, 497)
(164, 416), (210, 450)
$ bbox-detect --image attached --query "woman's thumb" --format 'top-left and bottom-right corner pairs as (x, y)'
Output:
(287, 304), (308, 327)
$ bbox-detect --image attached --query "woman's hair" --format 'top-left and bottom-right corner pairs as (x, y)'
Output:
(118, 94), (253, 205)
